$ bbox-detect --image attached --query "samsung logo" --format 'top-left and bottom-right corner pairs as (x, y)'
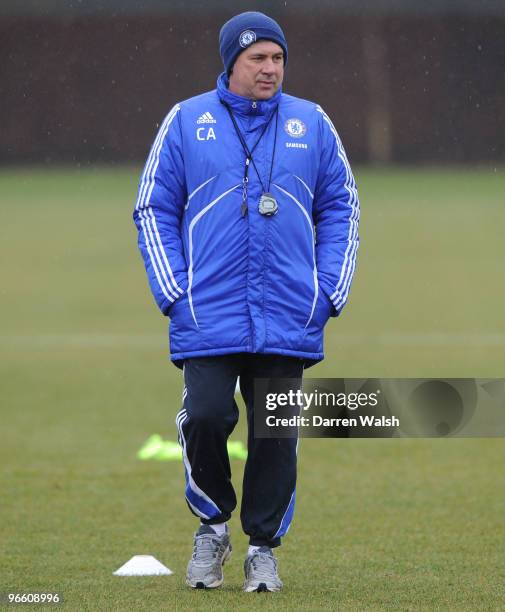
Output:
(286, 142), (308, 149)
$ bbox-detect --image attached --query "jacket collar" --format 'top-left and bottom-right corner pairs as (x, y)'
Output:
(216, 71), (281, 118)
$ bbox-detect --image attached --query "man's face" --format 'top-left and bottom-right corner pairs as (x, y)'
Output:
(228, 40), (284, 100)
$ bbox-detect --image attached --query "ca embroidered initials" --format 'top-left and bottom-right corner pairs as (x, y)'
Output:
(197, 127), (216, 141)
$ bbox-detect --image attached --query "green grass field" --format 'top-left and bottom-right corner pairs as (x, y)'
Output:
(1, 167), (504, 610)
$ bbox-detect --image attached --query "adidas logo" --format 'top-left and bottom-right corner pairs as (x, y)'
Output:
(197, 112), (216, 124)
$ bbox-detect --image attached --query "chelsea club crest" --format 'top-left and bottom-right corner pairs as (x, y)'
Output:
(284, 118), (307, 139)
(239, 30), (257, 48)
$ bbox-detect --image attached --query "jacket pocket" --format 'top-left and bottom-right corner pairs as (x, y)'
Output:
(166, 273), (189, 319)
(167, 289), (186, 317)
(311, 285), (333, 329)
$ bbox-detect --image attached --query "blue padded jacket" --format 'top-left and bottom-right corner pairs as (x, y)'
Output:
(133, 73), (359, 367)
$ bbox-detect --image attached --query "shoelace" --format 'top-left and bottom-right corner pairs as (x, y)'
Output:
(192, 534), (224, 565)
(249, 551), (278, 580)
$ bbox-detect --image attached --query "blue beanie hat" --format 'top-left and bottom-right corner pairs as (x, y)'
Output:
(219, 11), (288, 76)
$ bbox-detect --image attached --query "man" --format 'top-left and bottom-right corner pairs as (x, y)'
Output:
(133, 11), (359, 592)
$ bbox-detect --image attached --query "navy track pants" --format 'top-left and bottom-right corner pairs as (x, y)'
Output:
(175, 354), (303, 548)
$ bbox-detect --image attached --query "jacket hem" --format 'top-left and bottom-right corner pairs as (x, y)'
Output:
(170, 345), (253, 363)
(169, 345), (324, 368)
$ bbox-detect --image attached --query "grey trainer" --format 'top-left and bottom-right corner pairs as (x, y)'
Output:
(186, 525), (232, 589)
(243, 546), (283, 592)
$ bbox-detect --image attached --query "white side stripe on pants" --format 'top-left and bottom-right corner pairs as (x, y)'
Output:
(175, 407), (221, 519)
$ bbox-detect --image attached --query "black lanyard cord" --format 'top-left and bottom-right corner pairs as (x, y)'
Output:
(222, 101), (279, 194)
